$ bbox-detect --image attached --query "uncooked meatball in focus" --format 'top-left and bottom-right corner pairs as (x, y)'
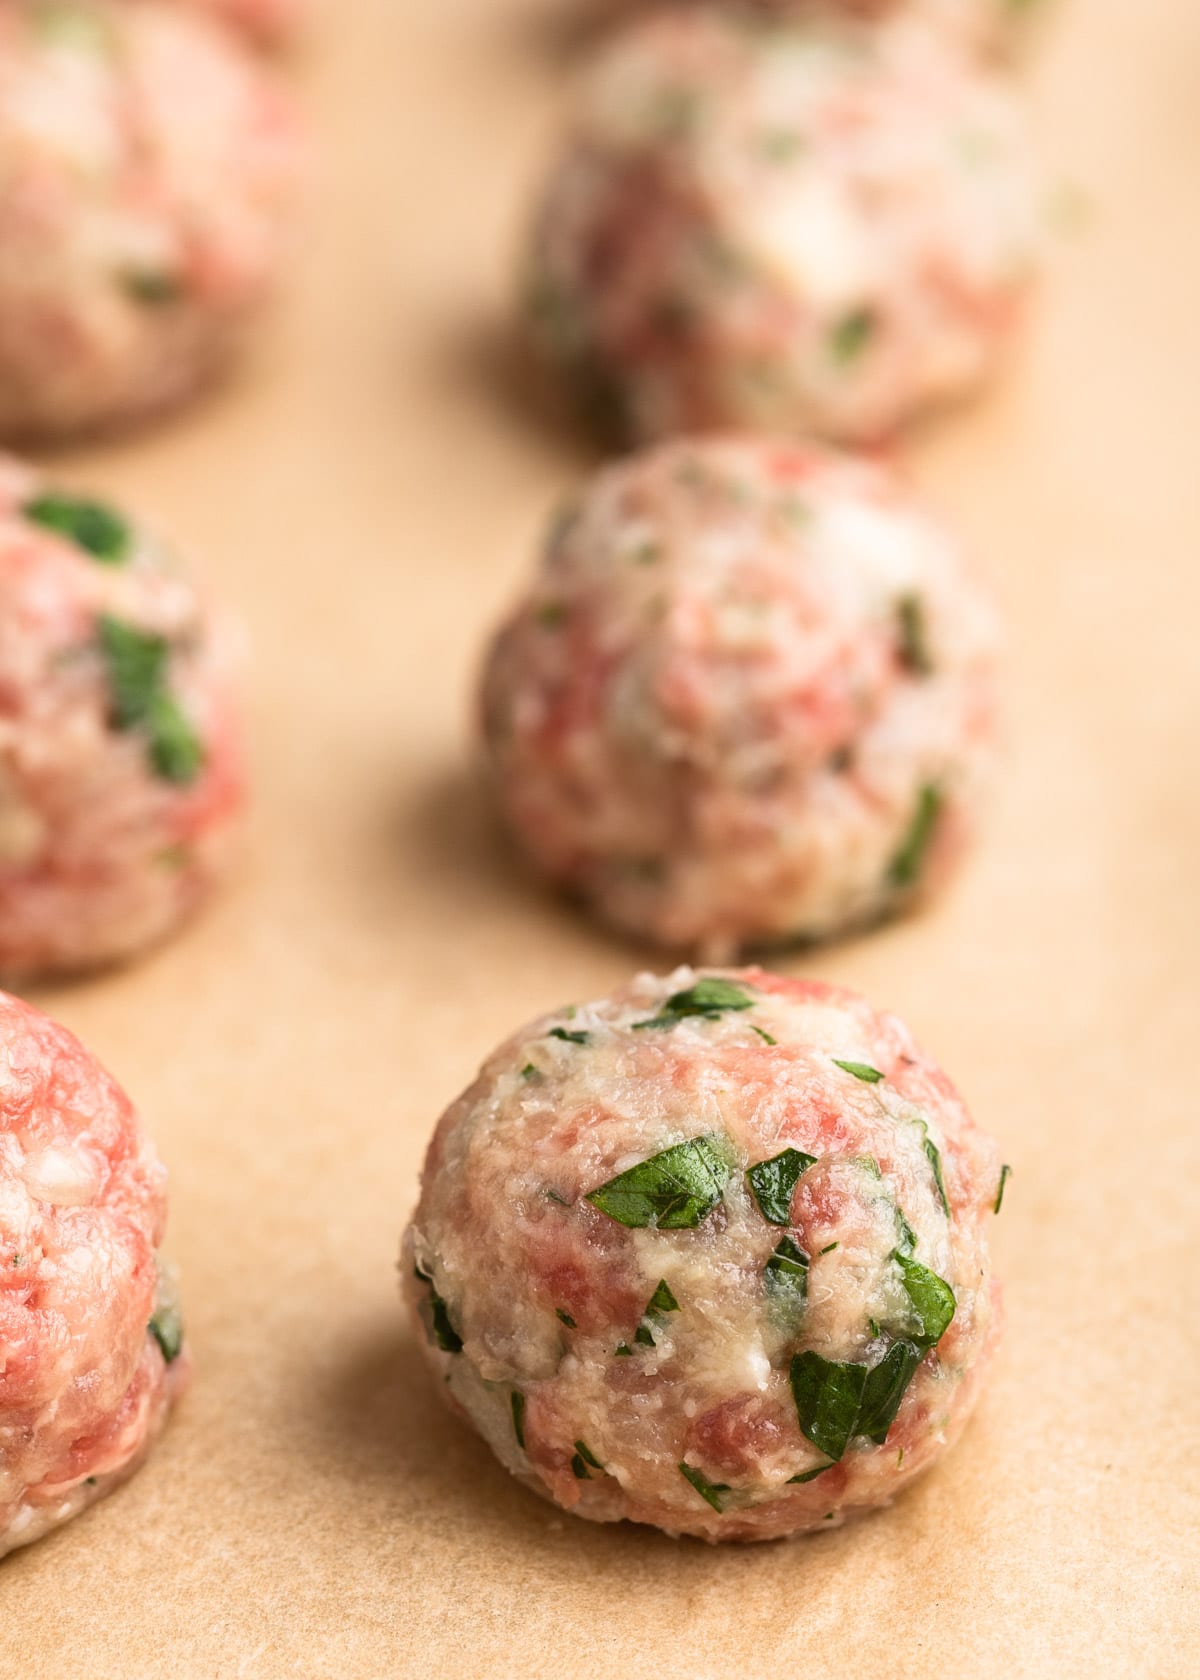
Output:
(0, 0), (301, 442)
(0, 456), (245, 979)
(525, 6), (1040, 445)
(403, 967), (1007, 1542)
(481, 435), (1001, 958)
(0, 990), (188, 1557)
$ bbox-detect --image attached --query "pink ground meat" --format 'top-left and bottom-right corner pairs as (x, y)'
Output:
(0, 454), (245, 978)
(0, 0), (301, 441)
(526, 6), (1040, 445)
(182, 0), (306, 47)
(481, 435), (1001, 957)
(595, 1), (1028, 55)
(403, 968), (1007, 1542)
(0, 990), (187, 1557)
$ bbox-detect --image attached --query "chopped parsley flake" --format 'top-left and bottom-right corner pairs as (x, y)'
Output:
(897, 594), (933, 676)
(120, 268), (182, 306)
(634, 1278), (680, 1346)
(889, 784), (943, 890)
(572, 1440), (604, 1479)
(747, 1147), (817, 1225)
(790, 1342), (921, 1461)
(548, 1026), (589, 1045)
(894, 1253), (956, 1348)
(830, 307), (877, 363)
(96, 615), (204, 785)
(764, 1237), (809, 1320)
(148, 1304), (183, 1365)
(586, 1135), (732, 1229)
(924, 1135), (950, 1217)
(678, 1462), (730, 1513)
(787, 1463), (833, 1485)
(24, 491), (130, 563)
(556, 1308), (576, 1328)
(414, 1263), (463, 1353)
(511, 1391), (526, 1451)
(633, 976), (757, 1031)
(994, 1164), (1012, 1214)
(832, 1059), (883, 1084)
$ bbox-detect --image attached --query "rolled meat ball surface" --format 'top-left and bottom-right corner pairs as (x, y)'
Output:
(589, 1), (1030, 56)
(0, 455), (245, 978)
(481, 435), (1001, 958)
(403, 968), (1008, 1542)
(0, 990), (187, 1557)
(182, 0), (307, 48)
(525, 7), (1040, 445)
(0, 0), (301, 442)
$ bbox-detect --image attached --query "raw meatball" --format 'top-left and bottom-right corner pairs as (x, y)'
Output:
(0, 990), (187, 1557)
(183, 0), (306, 48)
(480, 436), (1001, 957)
(0, 0), (301, 442)
(592, 1), (1028, 56)
(403, 968), (1007, 1542)
(0, 455), (245, 978)
(525, 7), (1040, 445)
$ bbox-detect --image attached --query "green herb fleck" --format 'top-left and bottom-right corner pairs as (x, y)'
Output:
(789, 1341), (921, 1461)
(789, 1352), (868, 1462)
(889, 784), (942, 890)
(633, 976), (756, 1031)
(895, 1208), (918, 1258)
(924, 1135), (950, 1216)
(760, 129), (804, 163)
(586, 1135), (732, 1229)
(867, 1317), (880, 1337)
(747, 1148), (817, 1225)
(511, 1390), (526, 1451)
(545, 1188), (570, 1207)
(614, 1342), (632, 1357)
(678, 1462), (730, 1513)
(894, 1253), (956, 1348)
(897, 594), (933, 676)
(858, 1342), (921, 1444)
(787, 1463), (833, 1484)
(994, 1164), (1012, 1214)
(96, 615), (204, 785)
(24, 492), (130, 563)
(548, 1026), (589, 1045)
(148, 1304), (183, 1365)
(414, 1264), (463, 1353)
(572, 1440), (604, 1479)
(832, 1059), (883, 1084)
(556, 1308), (576, 1328)
(120, 268), (182, 306)
(830, 307), (877, 363)
(521, 1064), (538, 1080)
(819, 1242), (839, 1256)
(647, 1279), (679, 1314)
(634, 1278), (680, 1346)
(764, 1236), (809, 1318)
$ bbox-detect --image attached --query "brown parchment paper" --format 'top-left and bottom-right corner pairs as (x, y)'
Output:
(2, 0), (1198, 1673)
